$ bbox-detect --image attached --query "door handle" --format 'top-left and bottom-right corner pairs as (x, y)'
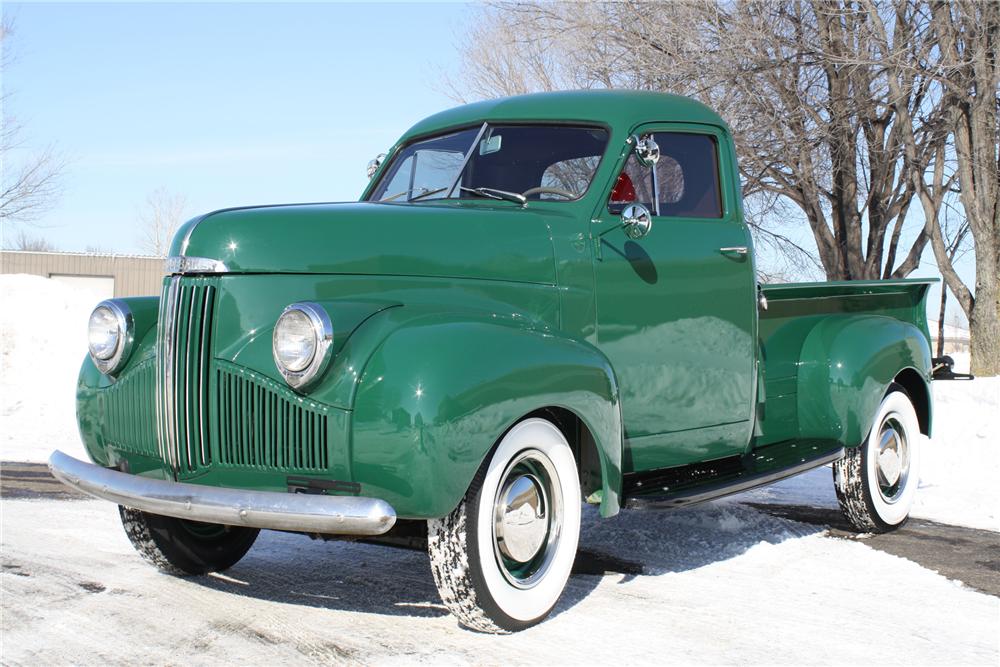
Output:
(720, 246), (748, 258)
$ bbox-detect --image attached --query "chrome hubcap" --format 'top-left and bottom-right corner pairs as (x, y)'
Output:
(495, 473), (548, 563)
(492, 449), (562, 589)
(875, 415), (909, 503)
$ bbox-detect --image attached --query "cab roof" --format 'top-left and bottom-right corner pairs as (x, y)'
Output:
(401, 90), (729, 142)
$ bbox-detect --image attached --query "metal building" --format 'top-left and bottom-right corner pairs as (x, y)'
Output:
(0, 250), (165, 303)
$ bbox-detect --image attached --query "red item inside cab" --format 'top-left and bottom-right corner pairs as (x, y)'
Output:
(610, 172), (637, 203)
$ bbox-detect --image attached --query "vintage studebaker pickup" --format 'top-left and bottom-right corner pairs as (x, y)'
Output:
(53, 90), (934, 633)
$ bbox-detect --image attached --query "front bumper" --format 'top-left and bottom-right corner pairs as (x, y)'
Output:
(48, 450), (396, 535)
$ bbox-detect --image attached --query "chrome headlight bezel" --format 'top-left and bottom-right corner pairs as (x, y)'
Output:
(272, 302), (334, 391)
(88, 299), (135, 375)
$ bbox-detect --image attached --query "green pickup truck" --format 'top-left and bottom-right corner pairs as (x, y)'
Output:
(53, 90), (935, 633)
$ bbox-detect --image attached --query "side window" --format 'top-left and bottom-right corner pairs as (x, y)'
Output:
(608, 132), (723, 218)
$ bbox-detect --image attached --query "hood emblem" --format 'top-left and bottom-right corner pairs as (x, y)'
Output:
(165, 256), (228, 275)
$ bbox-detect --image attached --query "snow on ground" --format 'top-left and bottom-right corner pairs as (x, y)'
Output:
(2, 497), (997, 665)
(742, 377), (1000, 532)
(1, 274), (93, 462)
(915, 377), (999, 529)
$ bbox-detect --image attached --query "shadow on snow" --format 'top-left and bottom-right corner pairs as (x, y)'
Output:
(191, 500), (823, 623)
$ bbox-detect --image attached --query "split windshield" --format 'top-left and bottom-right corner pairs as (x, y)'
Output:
(368, 124), (609, 204)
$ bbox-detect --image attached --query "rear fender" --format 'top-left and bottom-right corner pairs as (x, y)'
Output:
(797, 315), (931, 447)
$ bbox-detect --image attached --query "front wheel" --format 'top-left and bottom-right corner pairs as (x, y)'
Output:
(119, 506), (259, 576)
(427, 418), (582, 633)
(834, 386), (921, 533)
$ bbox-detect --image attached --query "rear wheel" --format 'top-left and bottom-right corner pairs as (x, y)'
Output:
(427, 418), (581, 633)
(119, 506), (259, 575)
(833, 386), (921, 533)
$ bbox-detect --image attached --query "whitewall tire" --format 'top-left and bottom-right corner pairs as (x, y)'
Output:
(427, 418), (582, 633)
(834, 386), (921, 533)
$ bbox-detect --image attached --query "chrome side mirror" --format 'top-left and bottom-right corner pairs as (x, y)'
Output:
(366, 153), (386, 179)
(621, 203), (653, 239)
(632, 134), (660, 167)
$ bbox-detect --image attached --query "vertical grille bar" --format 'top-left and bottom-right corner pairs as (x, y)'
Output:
(182, 285), (195, 470)
(155, 277), (181, 472)
(155, 281), (166, 465)
(174, 284), (185, 471)
(171, 284), (187, 471)
(198, 286), (215, 466)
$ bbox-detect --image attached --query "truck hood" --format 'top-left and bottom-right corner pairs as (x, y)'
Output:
(170, 202), (557, 284)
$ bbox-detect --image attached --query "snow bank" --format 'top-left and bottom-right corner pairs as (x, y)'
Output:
(916, 377), (1000, 530)
(1, 274), (94, 462)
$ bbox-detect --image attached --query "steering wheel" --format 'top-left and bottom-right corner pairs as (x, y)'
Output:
(521, 186), (576, 200)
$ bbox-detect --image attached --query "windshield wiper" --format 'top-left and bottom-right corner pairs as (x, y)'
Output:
(460, 186), (527, 207)
(381, 186), (447, 203)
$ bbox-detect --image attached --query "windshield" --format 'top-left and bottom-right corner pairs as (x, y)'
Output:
(368, 124), (609, 204)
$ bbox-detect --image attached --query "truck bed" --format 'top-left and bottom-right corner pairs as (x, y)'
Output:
(756, 278), (935, 447)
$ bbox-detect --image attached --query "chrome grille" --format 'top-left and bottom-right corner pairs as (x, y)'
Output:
(155, 276), (217, 474)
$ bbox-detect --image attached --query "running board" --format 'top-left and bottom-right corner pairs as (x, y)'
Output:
(624, 446), (844, 510)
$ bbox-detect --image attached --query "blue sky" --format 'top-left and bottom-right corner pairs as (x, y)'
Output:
(4, 2), (468, 252)
(3, 1), (972, 324)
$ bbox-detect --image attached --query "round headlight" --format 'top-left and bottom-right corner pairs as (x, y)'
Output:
(87, 300), (134, 374)
(88, 306), (120, 360)
(274, 309), (317, 372)
(272, 303), (333, 390)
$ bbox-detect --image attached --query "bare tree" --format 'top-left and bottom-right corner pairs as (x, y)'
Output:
(934, 206), (971, 358)
(137, 187), (188, 256)
(865, 0), (999, 375)
(449, 1), (943, 282)
(6, 228), (57, 252)
(928, 0), (999, 376)
(0, 19), (65, 224)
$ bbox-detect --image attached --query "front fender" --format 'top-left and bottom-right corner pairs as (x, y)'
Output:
(76, 322), (160, 469)
(797, 315), (931, 447)
(351, 313), (623, 519)
(108, 296), (160, 373)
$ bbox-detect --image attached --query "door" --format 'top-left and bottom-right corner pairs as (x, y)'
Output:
(593, 125), (756, 473)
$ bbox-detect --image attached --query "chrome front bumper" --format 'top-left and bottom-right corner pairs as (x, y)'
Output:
(48, 450), (396, 535)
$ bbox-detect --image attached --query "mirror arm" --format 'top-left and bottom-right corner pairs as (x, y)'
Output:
(650, 161), (661, 216)
(596, 220), (625, 239)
